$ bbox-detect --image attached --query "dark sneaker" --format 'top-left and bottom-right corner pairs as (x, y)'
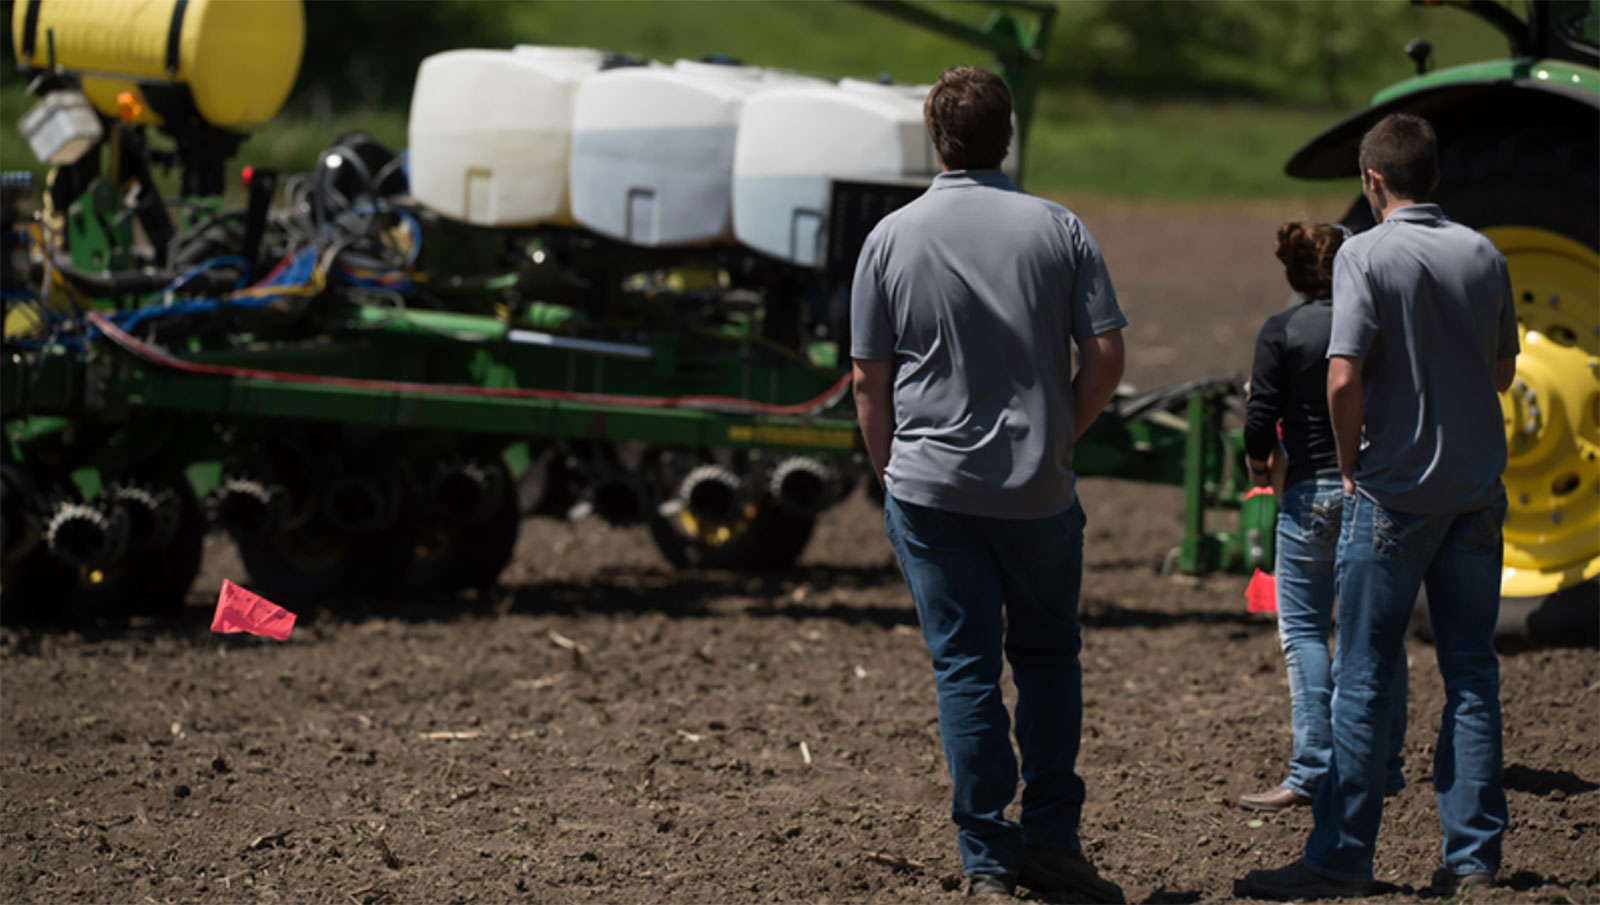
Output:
(1240, 861), (1375, 900)
(1431, 867), (1494, 894)
(1019, 847), (1125, 904)
(966, 874), (1018, 901)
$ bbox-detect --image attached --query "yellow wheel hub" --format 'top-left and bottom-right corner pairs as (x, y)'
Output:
(677, 501), (760, 549)
(1486, 227), (1600, 598)
(269, 519), (351, 573)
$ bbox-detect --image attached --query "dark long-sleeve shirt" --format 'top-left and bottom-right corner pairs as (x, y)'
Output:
(1245, 297), (1340, 487)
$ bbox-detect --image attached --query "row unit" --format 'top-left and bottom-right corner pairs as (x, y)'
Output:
(407, 47), (1016, 267)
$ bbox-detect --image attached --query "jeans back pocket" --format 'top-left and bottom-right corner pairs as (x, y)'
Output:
(1282, 484), (1344, 551)
(1372, 505), (1444, 559)
(1458, 502), (1506, 557)
(1302, 496), (1343, 547)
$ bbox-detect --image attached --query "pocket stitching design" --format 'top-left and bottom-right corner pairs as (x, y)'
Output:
(1373, 506), (1435, 559)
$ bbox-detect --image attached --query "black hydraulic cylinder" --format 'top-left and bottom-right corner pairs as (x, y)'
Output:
(240, 168), (278, 284)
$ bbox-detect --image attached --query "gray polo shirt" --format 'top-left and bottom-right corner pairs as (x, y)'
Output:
(849, 169), (1126, 519)
(1327, 203), (1518, 514)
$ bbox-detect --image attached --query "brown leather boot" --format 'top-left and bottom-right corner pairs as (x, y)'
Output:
(1238, 785), (1312, 811)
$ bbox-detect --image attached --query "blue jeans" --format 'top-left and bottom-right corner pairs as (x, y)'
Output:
(1303, 491), (1509, 884)
(884, 494), (1088, 878)
(1275, 477), (1406, 798)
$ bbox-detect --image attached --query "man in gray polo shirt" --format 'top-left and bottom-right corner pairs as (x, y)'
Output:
(1244, 113), (1518, 900)
(851, 65), (1127, 903)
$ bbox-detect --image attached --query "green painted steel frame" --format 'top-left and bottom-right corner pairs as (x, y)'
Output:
(1287, 0), (1598, 181)
(1, 350), (860, 455)
(1174, 388), (1276, 576)
(65, 179), (135, 272)
(119, 370), (861, 452)
(2, 354), (1272, 576)
(849, 0), (1056, 184)
(1369, 57), (1600, 105)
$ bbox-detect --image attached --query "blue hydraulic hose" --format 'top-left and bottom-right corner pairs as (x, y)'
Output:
(155, 255), (247, 299)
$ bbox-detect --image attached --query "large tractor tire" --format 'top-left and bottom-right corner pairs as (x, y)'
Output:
(1351, 130), (1599, 640)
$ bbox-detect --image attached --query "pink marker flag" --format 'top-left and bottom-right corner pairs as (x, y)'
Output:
(211, 580), (296, 641)
(1245, 568), (1277, 615)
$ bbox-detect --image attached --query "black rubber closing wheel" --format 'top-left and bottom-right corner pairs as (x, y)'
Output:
(649, 500), (815, 571)
(234, 471), (416, 606)
(0, 472), (203, 624)
(741, 507), (816, 570)
(408, 467), (522, 595)
(115, 475), (206, 617)
(0, 548), (77, 625)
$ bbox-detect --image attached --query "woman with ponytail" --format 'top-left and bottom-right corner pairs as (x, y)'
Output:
(1238, 221), (1407, 812)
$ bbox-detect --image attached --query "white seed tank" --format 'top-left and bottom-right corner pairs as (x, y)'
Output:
(569, 60), (819, 247)
(733, 79), (937, 267)
(841, 78), (1021, 179)
(407, 47), (603, 227)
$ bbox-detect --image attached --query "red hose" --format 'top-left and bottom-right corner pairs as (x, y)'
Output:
(86, 312), (853, 417)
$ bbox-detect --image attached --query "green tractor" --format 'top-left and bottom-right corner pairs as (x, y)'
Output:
(1287, 0), (1598, 633)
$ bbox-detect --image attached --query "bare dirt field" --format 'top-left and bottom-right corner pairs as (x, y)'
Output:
(3, 200), (1595, 905)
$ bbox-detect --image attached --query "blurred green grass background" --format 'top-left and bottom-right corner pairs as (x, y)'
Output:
(0, 0), (1512, 203)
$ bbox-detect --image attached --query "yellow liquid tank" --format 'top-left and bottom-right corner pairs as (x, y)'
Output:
(11, 0), (304, 131)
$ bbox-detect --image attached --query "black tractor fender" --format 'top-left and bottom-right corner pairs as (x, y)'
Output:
(1285, 72), (1600, 180)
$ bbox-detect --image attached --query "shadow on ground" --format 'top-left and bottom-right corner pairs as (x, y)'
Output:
(1502, 764), (1599, 797)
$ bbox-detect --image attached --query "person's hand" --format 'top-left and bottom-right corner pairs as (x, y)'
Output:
(1247, 457), (1272, 488)
(1342, 474), (1356, 497)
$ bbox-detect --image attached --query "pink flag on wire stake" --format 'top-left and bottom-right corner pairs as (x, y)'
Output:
(211, 580), (296, 641)
(1245, 568), (1277, 615)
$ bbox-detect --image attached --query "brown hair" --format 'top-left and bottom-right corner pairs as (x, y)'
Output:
(1275, 220), (1344, 298)
(1357, 113), (1438, 202)
(923, 65), (1013, 171)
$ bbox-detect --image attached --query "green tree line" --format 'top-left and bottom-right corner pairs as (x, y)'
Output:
(2, 0), (1512, 112)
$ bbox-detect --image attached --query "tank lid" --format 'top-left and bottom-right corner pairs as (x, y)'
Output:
(514, 45), (607, 66)
(840, 78), (931, 103)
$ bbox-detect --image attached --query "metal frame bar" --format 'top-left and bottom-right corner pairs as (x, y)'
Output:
(849, 0), (1056, 183)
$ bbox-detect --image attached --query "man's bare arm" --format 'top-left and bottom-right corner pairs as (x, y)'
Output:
(1327, 355), (1364, 496)
(1073, 329), (1125, 441)
(852, 359), (894, 486)
(1495, 357), (1517, 394)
